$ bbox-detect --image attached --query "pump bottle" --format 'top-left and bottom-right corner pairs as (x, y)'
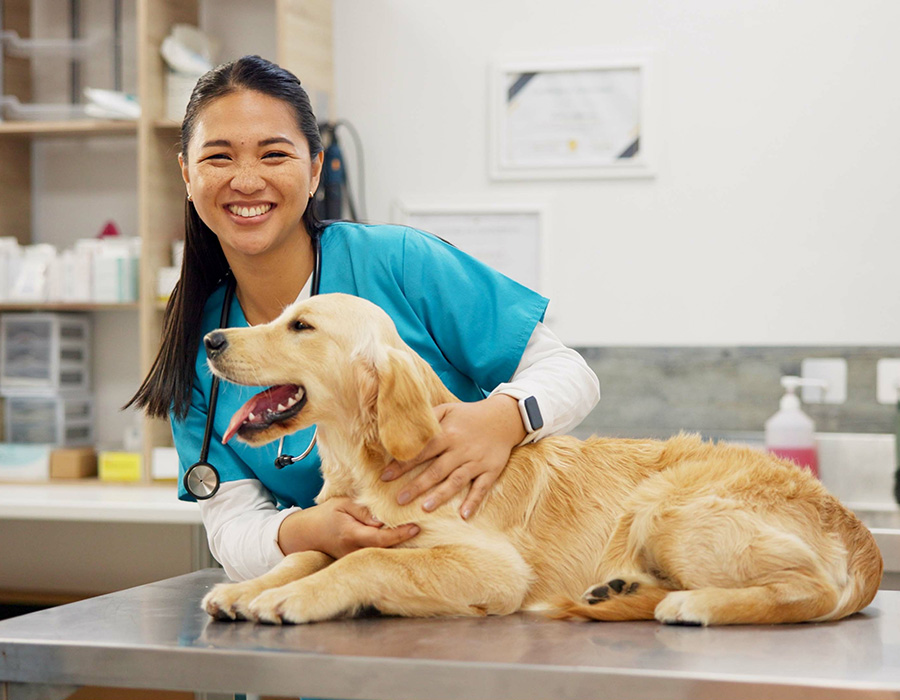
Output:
(765, 376), (820, 477)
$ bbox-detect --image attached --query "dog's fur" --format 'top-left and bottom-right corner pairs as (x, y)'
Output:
(201, 293), (882, 626)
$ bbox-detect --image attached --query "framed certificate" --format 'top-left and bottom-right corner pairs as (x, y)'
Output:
(394, 201), (548, 296)
(490, 52), (655, 180)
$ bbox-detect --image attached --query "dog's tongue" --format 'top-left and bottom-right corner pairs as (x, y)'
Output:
(222, 384), (302, 444)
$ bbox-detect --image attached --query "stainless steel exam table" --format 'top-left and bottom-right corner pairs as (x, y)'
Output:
(1, 568), (899, 700)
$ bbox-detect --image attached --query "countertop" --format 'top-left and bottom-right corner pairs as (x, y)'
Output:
(0, 482), (200, 524)
(1, 568), (900, 700)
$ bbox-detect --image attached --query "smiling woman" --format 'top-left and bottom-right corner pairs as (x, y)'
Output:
(126, 55), (600, 583)
(178, 89), (322, 324)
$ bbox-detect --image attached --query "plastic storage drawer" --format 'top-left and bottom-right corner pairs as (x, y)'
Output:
(0, 313), (91, 394)
(3, 395), (94, 446)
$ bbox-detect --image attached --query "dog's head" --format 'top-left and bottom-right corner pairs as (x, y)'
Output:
(205, 293), (445, 461)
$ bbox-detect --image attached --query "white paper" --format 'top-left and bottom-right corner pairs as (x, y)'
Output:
(502, 67), (641, 169)
(406, 211), (541, 291)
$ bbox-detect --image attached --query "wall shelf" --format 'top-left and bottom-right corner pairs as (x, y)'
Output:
(0, 119), (137, 136)
(0, 302), (139, 312)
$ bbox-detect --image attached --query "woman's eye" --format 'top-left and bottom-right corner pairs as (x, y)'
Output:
(291, 320), (313, 332)
(202, 153), (230, 162)
(263, 152), (289, 160)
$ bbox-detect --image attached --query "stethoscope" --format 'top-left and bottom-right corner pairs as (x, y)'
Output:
(183, 234), (322, 500)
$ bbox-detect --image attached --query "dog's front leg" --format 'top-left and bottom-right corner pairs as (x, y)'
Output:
(202, 550), (334, 621)
(248, 544), (531, 624)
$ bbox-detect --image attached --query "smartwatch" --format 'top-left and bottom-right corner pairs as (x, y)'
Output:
(518, 395), (544, 436)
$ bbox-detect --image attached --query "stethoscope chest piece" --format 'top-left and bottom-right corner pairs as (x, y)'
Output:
(184, 461), (220, 500)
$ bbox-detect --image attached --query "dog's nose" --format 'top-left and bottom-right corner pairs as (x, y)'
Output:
(204, 331), (228, 359)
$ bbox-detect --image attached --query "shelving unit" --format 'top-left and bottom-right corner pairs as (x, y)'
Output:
(1, 0), (334, 480)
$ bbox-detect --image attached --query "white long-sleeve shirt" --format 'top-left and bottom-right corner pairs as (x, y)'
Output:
(200, 321), (600, 581)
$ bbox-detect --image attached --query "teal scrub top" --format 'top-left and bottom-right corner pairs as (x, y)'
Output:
(172, 222), (549, 506)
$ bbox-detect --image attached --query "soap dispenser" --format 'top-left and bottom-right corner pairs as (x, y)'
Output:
(765, 376), (819, 477)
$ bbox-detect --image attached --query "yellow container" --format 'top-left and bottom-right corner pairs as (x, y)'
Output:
(98, 451), (142, 482)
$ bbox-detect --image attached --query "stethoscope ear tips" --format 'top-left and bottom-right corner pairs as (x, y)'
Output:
(274, 428), (318, 469)
(274, 454), (295, 468)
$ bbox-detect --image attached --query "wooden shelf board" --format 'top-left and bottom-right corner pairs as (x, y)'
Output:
(0, 302), (139, 312)
(0, 119), (138, 136)
(153, 119), (181, 130)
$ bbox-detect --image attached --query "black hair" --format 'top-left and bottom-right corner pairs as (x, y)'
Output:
(126, 55), (324, 419)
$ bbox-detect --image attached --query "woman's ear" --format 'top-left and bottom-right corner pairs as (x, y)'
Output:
(178, 153), (191, 198)
(375, 348), (440, 461)
(310, 150), (324, 197)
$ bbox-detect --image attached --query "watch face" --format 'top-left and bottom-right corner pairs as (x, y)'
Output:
(523, 396), (544, 431)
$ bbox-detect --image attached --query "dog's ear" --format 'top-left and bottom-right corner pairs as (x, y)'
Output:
(376, 348), (440, 461)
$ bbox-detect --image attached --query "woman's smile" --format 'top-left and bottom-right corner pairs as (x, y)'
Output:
(225, 202), (277, 223)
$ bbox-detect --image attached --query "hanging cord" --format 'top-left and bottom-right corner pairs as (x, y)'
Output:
(333, 119), (367, 221)
(319, 120), (367, 222)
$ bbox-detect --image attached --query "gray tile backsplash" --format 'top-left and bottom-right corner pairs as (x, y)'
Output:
(816, 433), (897, 507)
(572, 346), (900, 438)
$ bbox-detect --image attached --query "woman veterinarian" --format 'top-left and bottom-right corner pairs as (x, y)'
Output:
(128, 55), (600, 582)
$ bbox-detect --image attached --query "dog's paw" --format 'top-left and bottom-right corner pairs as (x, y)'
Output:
(654, 591), (708, 626)
(201, 582), (264, 621)
(247, 588), (312, 625)
(582, 578), (642, 605)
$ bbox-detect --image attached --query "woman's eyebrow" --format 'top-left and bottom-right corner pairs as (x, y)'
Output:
(199, 137), (295, 148)
(259, 137), (295, 147)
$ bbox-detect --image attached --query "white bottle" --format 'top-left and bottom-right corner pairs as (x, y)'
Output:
(764, 376), (819, 477)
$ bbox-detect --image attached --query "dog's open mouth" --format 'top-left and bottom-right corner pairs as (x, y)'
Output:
(222, 384), (306, 444)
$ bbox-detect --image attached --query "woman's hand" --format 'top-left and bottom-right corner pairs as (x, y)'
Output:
(380, 394), (526, 520)
(278, 497), (420, 559)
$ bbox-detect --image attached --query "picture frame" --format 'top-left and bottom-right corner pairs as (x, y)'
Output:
(393, 201), (549, 298)
(489, 51), (656, 180)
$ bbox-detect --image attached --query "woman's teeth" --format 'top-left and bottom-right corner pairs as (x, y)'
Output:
(228, 204), (273, 218)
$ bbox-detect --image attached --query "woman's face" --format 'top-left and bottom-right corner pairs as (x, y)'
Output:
(179, 89), (323, 261)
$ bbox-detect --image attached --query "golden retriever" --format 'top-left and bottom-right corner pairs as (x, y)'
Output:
(200, 293), (882, 626)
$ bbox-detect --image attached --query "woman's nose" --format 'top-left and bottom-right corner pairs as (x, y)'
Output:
(230, 164), (266, 194)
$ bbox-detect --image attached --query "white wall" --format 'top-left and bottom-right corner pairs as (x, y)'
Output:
(331, 0), (900, 346)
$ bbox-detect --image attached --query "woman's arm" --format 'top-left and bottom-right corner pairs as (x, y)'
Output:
(490, 320), (601, 442)
(200, 481), (420, 581)
(199, 479), (300, 581)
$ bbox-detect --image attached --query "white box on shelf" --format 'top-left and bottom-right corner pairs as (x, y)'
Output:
(0, 443), (52, 481)
(166, 70), (202, 123)
(91, 238), (140, 303)
(3, 395), (94, 446)
(151, 446), (179, 480)
(9, 244), (56, 302)
(0, 237), (22, 301)
(58, 247), (93, 302)
(0, 313), (91, 394)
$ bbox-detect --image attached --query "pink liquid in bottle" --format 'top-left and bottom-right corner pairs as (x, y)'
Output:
(769, 447), (819, 477)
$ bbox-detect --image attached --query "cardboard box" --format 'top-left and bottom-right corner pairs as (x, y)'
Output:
(98, 451), (142, 482)
(50, 447), (97, 479)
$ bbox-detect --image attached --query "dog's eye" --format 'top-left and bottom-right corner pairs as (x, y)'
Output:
(290, 319), (313, 332)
